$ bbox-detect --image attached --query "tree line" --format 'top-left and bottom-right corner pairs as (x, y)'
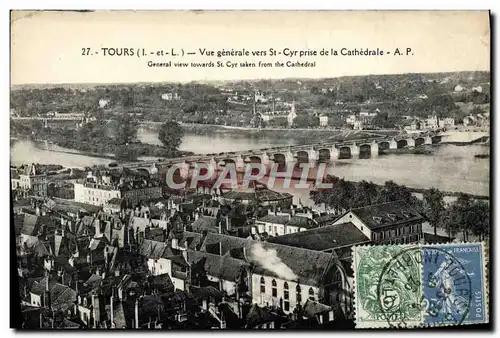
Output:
(310, 175), (489, 241)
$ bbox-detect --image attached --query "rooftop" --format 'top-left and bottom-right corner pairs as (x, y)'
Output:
(347, 200), (424, 230)
(199, 233), (341, 286)
(267, 222), (369, 251)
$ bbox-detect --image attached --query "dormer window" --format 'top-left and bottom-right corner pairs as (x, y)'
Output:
(402, 211), (411, 219)
(372, 216), (382, 224)
(387, 213), (397, 222)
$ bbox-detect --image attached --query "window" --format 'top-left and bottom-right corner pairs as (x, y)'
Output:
(410, 225), (414, 233)
(260, 277), (265, 294)
(284, 282), (290, 311)
(272, 279), (277, 297)
(308, 287), (315, 301)
(296, 285), (302, 304)
(380, 231), (385, 240)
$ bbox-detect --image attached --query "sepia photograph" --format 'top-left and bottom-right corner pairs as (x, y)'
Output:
(9, 10), (490, 330)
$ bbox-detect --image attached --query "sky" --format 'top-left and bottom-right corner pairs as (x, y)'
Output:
(10, 10), (490, 85)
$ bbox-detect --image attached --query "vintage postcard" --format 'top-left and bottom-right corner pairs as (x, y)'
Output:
(10, 11), (490, 330)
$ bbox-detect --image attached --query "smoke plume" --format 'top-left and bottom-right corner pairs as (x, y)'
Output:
(249, 243), (298, 281)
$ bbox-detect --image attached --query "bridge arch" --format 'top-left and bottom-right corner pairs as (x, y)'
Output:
(378, 141), (390, 151)
(359, 144), (371, 152)
(295, 150), (309, 163)
(431, 135), (442, 144)
(248, 155), (262, 164)
(339, 146), (351, 159)
(272, 153), (286, 163)
(318, 148), (331, 162)
(415, 137), (425, 147)
(397, 139), (408, 148)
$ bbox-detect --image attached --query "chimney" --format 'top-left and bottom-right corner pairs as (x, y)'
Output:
(104, 246), (109, 266)
(218, 220), (222, 234)
(36, 206), (41, 216)
(95, 219), (101, 237)
(225, 216), (231, 231)
(135, 298), (140, 329)
(182, 249), (188, 263)
(110, 295), (114, 328)
(92, 294), (100, 328)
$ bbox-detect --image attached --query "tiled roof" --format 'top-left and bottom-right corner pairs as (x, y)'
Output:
(246, 304), (278, 327)
(129, 216), (151, 232)
(138, 239), (168, 260)
(267, 222), (369, 251)
(10, 169), (20, 179)
(302, 299), (332, 318)
(19, 214), (52, 236)
(256, 214), (290, 225)
(187, 250), (249, 282)
(191, 216), (219, 233)
(199, 233), (341, 287)
(286, 215), (317, 229)
(314, 213), (339, 225)
(348, 200), (424, 230)
(175, 231), (204, 250)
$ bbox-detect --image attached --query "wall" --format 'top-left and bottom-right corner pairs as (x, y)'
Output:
(171, 277), (185, 291)
(332, 212), (372, 239)
(30, 293), (41, 307)
(251, 273), (319, 314)
(255, 221), (286, 237)
(147, 258), (171, 276)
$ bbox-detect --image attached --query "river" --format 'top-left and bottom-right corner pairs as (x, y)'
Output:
(10, 128), (489, 206)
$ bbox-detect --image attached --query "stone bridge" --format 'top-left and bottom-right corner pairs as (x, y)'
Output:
(122, 133), (442, 174)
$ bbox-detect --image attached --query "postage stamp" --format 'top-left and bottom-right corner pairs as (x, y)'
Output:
(352, 242), (488, 329)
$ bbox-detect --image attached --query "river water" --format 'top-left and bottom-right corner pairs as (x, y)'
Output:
(10, 128), (490, 205)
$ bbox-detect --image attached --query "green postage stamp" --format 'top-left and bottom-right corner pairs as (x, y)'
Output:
(352, 243), (489, 329)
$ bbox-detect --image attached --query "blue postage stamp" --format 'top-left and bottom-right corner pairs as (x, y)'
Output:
(422, 243), (488, 326)
(352, 242), (489, 328)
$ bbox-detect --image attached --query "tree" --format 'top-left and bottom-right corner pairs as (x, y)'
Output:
(113, 114), (138, 145)
(378, 181), (413, 203)
(115, 145), (138, 161)
(158, 120), (184, 154)
(468, 201), (490, 240)
(423, 188), (445, 237)
(448, 193), (473, 241)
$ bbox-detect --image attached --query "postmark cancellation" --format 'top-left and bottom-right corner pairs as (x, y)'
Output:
(352, 242), (488, 329)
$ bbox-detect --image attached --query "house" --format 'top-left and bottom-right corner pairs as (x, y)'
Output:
(74, 171), (162, 206)
(267, 222), (370, 261)
(346, 115), (357, 125)
(330, 200), (424, 245)
(13, 164), (48, 197)
(161, 92), (180, 101)
(98, 99), (110, 108)
(425, 115), (439, 130)
(198, 233), (351, 317)
(319, 115), (328, 127)
(463, 114), (477, 126)
(254, 213), (318, 237)
(438, 117), (455, 128)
